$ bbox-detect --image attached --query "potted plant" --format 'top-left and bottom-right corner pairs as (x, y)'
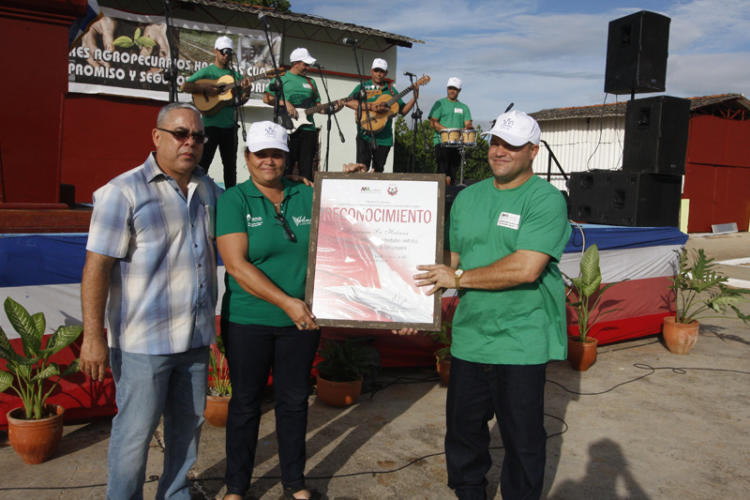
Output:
(562, 244), (619, 371)
(204, 335), (231, 427)
(0, 297), (82, 463)
(429, 322), (451, 385)
(315, 337), (380, 407)
(664, 248), (749, 354)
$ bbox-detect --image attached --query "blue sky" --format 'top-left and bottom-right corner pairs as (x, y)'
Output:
(291, 0), (750, 121)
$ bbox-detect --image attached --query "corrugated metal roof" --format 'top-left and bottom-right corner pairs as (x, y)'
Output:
(181, 0), (424, 47)
(531, 93), (750, 121)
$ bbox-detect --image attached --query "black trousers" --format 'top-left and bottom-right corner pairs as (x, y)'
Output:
(286, 128), (318, 181)
(356, 136), (390, 172)
(223, 321), (321, 496)
(446, 357), (547, 500)
(435, 144), (461, 182)
(200, 125), (237, 188)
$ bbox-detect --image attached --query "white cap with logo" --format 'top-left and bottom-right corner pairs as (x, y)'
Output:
(214, 36), (233, 51)
(371, 58), (388, 71)
(290, 47), (316, 65)
(447, 77), (462, 89)
(246, 121), (289, 153)
(483, 110), (541, 146)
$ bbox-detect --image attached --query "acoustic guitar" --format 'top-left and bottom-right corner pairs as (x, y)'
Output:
(287, 96), (357, 133)
(191, 69), (284, 116)
(358, 75), (430, 133)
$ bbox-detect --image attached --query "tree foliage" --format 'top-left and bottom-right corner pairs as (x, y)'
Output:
(393, 116), (491, 182)
(234, 0), (291, 12)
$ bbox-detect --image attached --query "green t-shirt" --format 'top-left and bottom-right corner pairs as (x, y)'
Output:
(216, 178), (313, 326)
(264, 72), (320, 131)
(428, 98), (472, 146)
(186, 64), (242, 129)
(348, 79), (404, 146)
(449, 175), (572, 364)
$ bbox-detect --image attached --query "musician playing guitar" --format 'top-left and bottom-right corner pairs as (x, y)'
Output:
(345, 58), (419, 172)
(181, 36), (251, 188)
(263, 48), (342, 181)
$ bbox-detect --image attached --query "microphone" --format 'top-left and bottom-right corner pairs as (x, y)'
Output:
(505, 102), (514, 112)
(258, 13), (270, 27)
(404, 71), (416, 77)
(342, 37), (358, 46)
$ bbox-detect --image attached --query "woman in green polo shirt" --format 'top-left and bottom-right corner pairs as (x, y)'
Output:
(216, 121), (319, 500)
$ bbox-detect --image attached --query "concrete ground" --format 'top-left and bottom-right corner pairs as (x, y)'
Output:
(2, 232), (749, 500)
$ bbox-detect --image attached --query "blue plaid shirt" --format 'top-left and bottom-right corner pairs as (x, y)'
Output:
(86, 153), (222, 354)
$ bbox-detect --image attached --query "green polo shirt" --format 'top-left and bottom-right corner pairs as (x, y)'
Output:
(216, 178), (313, 326)
(429, 97), (472, 146)
(349, 79), (405, 146)
(186, 64), (243, 129)
(264, 72), (320, 131)
(449, 176), (571, 364)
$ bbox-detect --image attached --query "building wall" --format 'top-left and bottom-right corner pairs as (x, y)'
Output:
(534, 116), (626, 191)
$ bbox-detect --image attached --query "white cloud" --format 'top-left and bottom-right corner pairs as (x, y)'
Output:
(292, 0), (750, 118)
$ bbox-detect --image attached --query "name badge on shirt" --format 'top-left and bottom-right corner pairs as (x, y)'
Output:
(302, 83), (312, 89)
(497, 212), (521, 230)
(453, 108), (464, 114)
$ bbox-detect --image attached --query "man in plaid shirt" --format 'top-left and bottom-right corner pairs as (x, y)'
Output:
(79, 102), (222, 500)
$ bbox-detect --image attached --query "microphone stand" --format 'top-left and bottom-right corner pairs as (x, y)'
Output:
(258, 15), (292, 129)
(405, 72), (422, 173)
(313, 63), (345, 172)
(348, 42), (378, 170)
(229, 53), (247, 143)
(163, 0), (179, 103)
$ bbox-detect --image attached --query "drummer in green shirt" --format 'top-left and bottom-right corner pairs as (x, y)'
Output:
(429, 77), (473, 185)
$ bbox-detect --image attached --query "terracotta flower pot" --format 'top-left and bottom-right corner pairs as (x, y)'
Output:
(7, 404), (65, 464)
(567, 336), (598, 371)
(662, 316), (699, 354)
(204, 394), (231, 427)
(436, 357), (451, 385)
(315, 375), (363, 407)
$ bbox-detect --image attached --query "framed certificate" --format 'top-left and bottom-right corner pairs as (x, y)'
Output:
(305, 173), (445, 330)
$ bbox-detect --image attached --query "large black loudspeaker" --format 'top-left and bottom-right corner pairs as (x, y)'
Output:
(567, 170), (681, 227)
(623, 95), (690, 175)
(604, 11), (670, 95)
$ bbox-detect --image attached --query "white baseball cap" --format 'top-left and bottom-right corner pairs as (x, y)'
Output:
(290, 47), (316, 65)
(483, 110), (541, 146)
(214, 36), (233, 52)
(371, 58), (388, 71)
(246, 121), (289, 153)
(447, 77), (462, 89)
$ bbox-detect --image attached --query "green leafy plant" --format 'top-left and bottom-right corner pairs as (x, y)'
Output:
(0, 297), (82, 419)
(671, 248), (750, 325)
(208, 335), (231, 397)
(113, 27), (156, 50)
(562, 244), (620, 342)
(316, 338), (380, 383)
(429, 321), (451, 362)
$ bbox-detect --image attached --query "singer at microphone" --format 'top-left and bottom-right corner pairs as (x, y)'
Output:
(261, 47), (326, 182)
(344, 57), (421, 173)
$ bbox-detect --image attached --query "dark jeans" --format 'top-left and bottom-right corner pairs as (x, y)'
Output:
(435, 144), (461, 183)
(287, 128), (319, 181)
(223, 322), (321, 495)
(446, 357), (547, 500)
(356, 136), (390, 172)
(200, 125), (237, 188)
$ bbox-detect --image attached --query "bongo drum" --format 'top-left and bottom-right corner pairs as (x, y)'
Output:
(439, 128), (462, 147)
(461, 129), (477, 146)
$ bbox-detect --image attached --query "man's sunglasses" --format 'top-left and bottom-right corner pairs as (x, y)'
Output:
(275, 213), (297, 242)
(219, 48), (232, 56)
(157, 128), (208, 144)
